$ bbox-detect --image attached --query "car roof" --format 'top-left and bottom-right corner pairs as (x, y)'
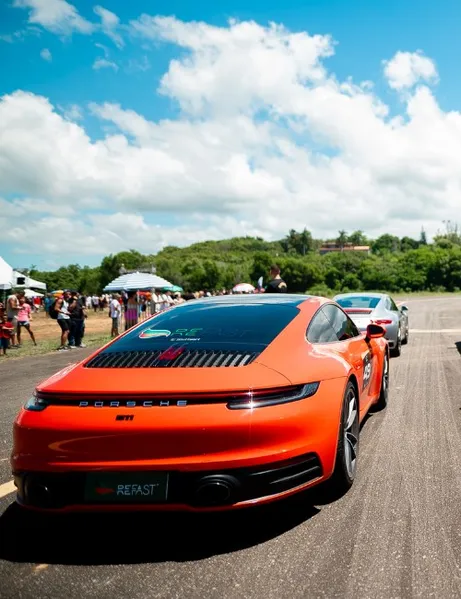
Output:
(192, 294), (314, 307)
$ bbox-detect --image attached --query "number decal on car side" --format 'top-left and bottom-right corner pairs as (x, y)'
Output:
(362, 352), (373, 390)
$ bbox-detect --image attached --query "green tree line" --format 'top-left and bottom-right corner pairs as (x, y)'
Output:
(23, 224), (461, 295)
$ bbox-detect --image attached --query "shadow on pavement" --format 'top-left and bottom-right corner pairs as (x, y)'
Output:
(455, 342), (461, 355)
(0, 490), (323, 565)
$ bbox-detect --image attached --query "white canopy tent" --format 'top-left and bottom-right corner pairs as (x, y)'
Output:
(24, 289), (44, 298)
(103, 272), (173, 292)
(12, 270), (47, 291)
(0, 256), (13, 291)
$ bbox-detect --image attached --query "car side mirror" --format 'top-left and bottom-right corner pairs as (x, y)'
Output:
(366, 323), (386, 339)
(400, 304), (409, 311)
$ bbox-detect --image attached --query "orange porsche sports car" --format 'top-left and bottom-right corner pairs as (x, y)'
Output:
(11, 294), (389, 513)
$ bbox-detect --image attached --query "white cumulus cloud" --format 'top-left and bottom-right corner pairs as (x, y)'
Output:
(13, 0), (94, 35)
(1, 16), (460, 264)
(93, 58), (118, 71)
(94, 5), (124, 48)
(57, 103), (83, 121)
(131, 16), (334, 117)
(383, 50), (438, 90)
(40, 47), (52, 61)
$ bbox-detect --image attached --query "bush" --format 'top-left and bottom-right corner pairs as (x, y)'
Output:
(307, 285), (336, 298)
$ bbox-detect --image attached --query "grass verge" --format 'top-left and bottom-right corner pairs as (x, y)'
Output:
(393, 291), (461, 298)
(1, 333), (111, 360)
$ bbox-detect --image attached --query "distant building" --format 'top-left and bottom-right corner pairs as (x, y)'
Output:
(319, 243), (371, 256)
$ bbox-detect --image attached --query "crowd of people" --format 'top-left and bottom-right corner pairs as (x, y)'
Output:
(0, 265), (287, 354)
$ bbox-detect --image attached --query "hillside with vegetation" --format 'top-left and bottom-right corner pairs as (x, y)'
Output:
(22, 224), (461, 295)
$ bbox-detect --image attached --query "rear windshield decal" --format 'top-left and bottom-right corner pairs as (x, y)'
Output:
(139, 329), (171, 339)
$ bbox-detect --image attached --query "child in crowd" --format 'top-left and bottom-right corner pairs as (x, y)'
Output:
(0, 314), (14, 356)
(17, 297), (37, 346)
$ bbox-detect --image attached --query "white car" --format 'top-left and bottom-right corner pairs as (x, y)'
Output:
(334, 292), (409, 357)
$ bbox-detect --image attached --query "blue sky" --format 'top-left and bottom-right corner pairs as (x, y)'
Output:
(0, 0), (460, 270)
(2, 1), (461, 120)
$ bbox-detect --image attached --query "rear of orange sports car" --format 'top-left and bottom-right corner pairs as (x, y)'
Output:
(11, 295), (372, 513)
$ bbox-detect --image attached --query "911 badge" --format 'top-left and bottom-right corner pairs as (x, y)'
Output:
(362, 352), (373, 390)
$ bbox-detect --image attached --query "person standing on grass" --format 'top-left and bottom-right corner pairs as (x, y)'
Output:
(6, 290), (20, 347)
(124, 291), (138, 330)
(17, 296), (37, 346)
(44, 294), (53, 317)
(68, 292), (87, 348)
(55, 291), (71, 351)
(109, 294), (121, 337)
(0, 314), (14, 356)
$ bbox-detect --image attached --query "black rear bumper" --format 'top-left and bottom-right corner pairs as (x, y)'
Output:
(14, 453), (322, 510)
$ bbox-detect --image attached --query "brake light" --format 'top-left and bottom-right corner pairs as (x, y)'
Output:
(227, 382), (320, 409)
(24, 392), (49, 412)
(158, 346), (185, 361)
(373, 319), (392, 325)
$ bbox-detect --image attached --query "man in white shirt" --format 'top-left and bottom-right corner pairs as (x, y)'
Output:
(55, 292), (71, 351)
(150, 291), (161, 315)
(159, 292), (170, 311)
(109, 294), (121, 337)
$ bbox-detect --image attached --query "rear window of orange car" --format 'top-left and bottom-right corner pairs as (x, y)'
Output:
(100, 302), (300, 354)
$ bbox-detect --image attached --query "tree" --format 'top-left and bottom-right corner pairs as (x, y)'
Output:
(400, 236), (419, 252)
(348, 230), (368, 246)
(278, 257), (323, 292)
(434, 220), (461, 247)
(202, 260), (221, 290)
(99, 250), (147, 289)
(281, 228), (313, 255)
(419, 228), (428, 245)
(250, 252), (273, 283)
(336, 230), (348, 249)
(371, 234), (400, 254)
(26, 227), (461, 296)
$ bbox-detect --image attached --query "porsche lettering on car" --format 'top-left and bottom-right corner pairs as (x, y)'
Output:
(11, 294), (390, 513)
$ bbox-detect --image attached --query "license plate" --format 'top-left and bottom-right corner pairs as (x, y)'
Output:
(84, 472), (169, 503)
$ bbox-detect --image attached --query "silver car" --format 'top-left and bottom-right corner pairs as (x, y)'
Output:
(333, 292), (409, 357)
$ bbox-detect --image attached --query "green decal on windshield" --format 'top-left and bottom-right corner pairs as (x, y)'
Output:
(172, 328), (203, 337)
(139, 329), (171, 339)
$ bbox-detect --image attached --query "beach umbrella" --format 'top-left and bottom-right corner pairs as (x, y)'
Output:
(232, 283), (255, 293)
(103, 272), (173, 292)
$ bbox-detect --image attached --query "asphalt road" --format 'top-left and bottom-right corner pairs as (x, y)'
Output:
(0, 297), (461, 599)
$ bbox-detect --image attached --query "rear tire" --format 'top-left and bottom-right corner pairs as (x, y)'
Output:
(324, 381), (359, 498)
(373, 353), (389, 411)
(402, 325), (409, 345)
(391, 329), (402, 357)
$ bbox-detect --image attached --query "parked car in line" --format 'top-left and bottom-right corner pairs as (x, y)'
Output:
(11, 294), (389, 514)
(333, 292), (409, 357)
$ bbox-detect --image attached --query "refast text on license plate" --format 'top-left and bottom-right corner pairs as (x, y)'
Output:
(84, 472), (169, 503)
(117, 483), (159, 496)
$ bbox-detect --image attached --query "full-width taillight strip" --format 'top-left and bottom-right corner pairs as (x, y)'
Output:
(25, 383), (320, 411)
